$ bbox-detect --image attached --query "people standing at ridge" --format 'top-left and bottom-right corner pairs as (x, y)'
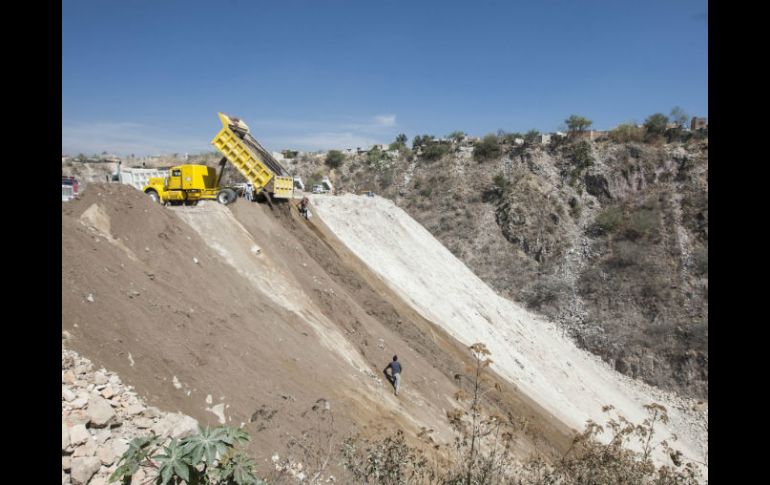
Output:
(384, 355), (402, 396)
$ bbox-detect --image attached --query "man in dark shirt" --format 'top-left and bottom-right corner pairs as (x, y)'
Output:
(384, 355), (402, 396)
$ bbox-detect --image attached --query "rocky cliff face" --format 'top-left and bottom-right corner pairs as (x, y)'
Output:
(290, 137), (708, 399)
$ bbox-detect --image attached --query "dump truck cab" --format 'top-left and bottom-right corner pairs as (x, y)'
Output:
(143, 164), (237, 205)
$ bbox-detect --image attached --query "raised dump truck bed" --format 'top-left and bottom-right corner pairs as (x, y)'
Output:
(212, 113), (294, 199)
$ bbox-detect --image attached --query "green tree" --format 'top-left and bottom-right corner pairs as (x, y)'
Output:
(565, 115), (593, 134)
(644, 113), (669, 136)
(523, 129), (540, 145)
(395, 133), (408, 145)
(325, 150), (345, 169)
(473, 134), (502, 162)
(448, 131), (466, 142)
(670, 106), (689, 128)
(412, 134), (434, 149)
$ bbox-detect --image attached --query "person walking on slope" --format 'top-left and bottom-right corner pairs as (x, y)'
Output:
(299, 196), (311, 219)
(384, 355), (402, 396)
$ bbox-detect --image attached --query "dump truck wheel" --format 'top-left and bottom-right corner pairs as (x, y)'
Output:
(217, 188), (237, 205)
(146, 190), (160, 204)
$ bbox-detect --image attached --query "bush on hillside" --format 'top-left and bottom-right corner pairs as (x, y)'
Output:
(325, 150), (345, 169)
(421, 143), (450, 161)
(610, 124), (646, 143)
(473, 134), (502, 162)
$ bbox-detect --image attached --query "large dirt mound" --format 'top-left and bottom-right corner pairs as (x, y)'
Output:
(62, 184), (574, 473)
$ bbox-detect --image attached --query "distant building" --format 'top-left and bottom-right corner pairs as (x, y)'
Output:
(691, 117), (708, 130)
(537, 134), (551, 145)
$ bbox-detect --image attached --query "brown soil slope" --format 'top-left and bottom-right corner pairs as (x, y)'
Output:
(62, 184), (573, 468)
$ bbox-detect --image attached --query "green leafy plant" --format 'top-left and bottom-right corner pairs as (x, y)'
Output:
(109, 426), (265, 485)
(325, 150), (345, 169)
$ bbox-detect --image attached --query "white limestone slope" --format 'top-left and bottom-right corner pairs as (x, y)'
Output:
(311, 193), (707, 470)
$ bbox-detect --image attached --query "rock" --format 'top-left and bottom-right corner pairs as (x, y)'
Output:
(70, 456), (101, 485)
(207, 403), (226, 424)
(63, 370), (77, 385)
(89, 477), (108, 485)
(143, 406), (161, 418)
(93, 371), (108, 385)
(151, 413), (198, 439)
(100, 385), (116, 399)
(171, 414), (199, 439)
(73, 437), (97, 457)
(124, 404), (145, 416)
(62, 422), (71, 450)
(134, 417), (154, 429)
(62, 470), (69, 485)
(111, 439), (129, 458)
(62, 387), (76, 402)
(86, 293), (95, 303)
(108, 375), (121, 385)
(87, 396), (116, 427)
(64, 410), (91, 427)
(69, 424), (90, 446)
(70, 396), (89, 409)
(97, 444), (116, 465)
(62, 455), (71, 471)
(93, 428), (112, 444)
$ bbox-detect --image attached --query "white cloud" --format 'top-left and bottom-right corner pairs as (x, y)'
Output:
(63, 113), (400, 155)
(374, 114), (397, 127)
(62, 121), (210, 156)
(270, 132), (379, 152)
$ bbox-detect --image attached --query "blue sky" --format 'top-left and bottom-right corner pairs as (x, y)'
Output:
(62, 0), (708, 156)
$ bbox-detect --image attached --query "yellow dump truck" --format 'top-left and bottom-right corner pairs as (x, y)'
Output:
(143, 113), (294, 205)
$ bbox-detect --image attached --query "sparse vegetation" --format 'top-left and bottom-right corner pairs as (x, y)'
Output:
(492, 173), (510, 196)
(421, 142), (451, 161)
(473, 134), (502, 162)
(325, 150), (345, 169)
(610, 124), (646, 143)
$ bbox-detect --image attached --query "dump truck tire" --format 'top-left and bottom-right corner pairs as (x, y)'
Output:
(146, 190), (160, 204)
(217, 188), (237, 205)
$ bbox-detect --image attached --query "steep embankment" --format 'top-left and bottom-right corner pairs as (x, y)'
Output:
(310, 193), (707, 470)
(62, 184), (575, 477)
(290, 139), (708, 400)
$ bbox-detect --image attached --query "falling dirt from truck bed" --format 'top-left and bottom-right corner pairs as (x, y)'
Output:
(61, 184), (575, 474)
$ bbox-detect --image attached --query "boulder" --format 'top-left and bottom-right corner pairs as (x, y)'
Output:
(111, 439), (129, 458)
(73, 437), (97, 457)
(62, 455), (71, 471)
(94, 371), (108, 385)
(62, 387), (76, 402)
(63, 370), (77, 385)
(62, 422), (70, 451)
(133, 417), (154, 429)
(124, 404), (145, 416)
(100, 385), (116, 399)
(70, 456), (101, 485)
(87, 396), (116, 427)
(151, 413), (198, 439)
(69, 424), (90, 446)
(64, 410), (91, 427)
(97, 444), (116, 465)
